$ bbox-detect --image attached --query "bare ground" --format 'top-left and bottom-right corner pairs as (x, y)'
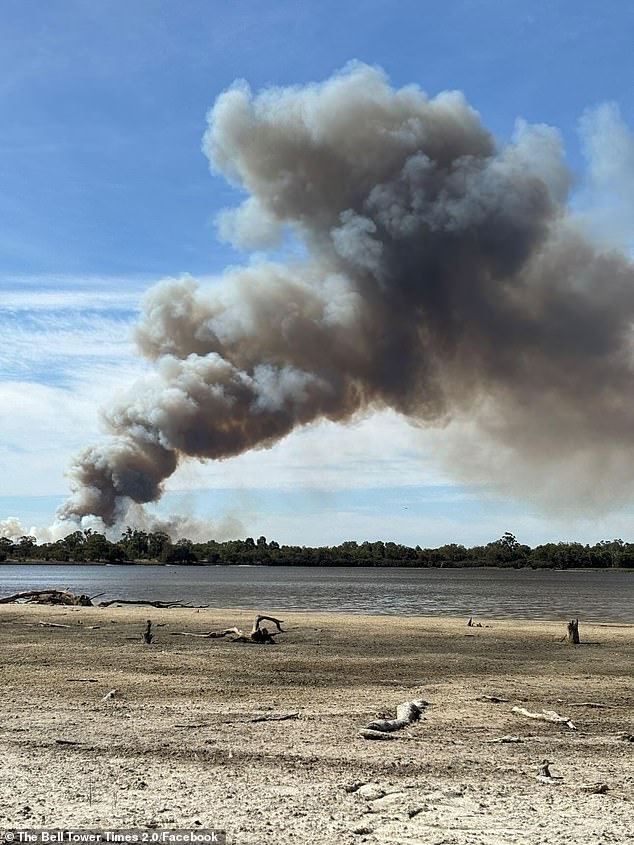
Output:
(0, 605), (632, 844)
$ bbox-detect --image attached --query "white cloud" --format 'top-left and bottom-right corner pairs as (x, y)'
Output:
(574, 102), (634, 252)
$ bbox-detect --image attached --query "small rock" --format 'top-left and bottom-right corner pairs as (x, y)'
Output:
(372, 792), (405, 809)
(356, 783), (385, 801)
(579, 783), (609, 794)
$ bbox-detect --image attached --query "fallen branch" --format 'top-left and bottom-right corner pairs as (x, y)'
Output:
(477, 695), (509, 703)
(254, 614), (284, 633)
(359, 729), (399, 740)
(66, 678), (98, 683)
(169, 631), (224, 638)
(0, 589), (92, 606)
(98, 599), (199, 608)
(512, 706), (576, 730)
(251, 711), (299, 723)
(38, 621), (72, 629)
(55, 739), (84, 746)
(225, 614), (286, 644)
(361, 699), (428, 737)
(568, 701), (615, 709)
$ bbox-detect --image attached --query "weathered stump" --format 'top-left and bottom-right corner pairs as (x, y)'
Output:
(567, 618), (580, 645)
(142, 619), (154, 644)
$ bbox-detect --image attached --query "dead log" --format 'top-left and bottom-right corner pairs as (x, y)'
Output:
(251, 711), (299, 723)
(477, 695), (509, 703)
(254, 614), (284, 633)
(512, 705), (577, 730)
(142, 620), (154, 644)
(98, 599), (200, 608)
(38, 621), (72, 629)
(0, 589), (92, 606)
(359, 729), (399, 740)
(361, 699), (428, 737)
(567, 618), (580, 645)
(169, 631), (224, 638)
(224, 614), (285, 644)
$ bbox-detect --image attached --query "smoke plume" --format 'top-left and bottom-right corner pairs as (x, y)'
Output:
(60, 63), (634, 526)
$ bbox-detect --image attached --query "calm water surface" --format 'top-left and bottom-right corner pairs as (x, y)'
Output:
(0, 564), (632, 622)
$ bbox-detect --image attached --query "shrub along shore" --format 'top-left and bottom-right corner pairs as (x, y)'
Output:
(2, 529), (633, 569)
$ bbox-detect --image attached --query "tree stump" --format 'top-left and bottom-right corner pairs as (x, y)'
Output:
(567, 618), (580, 645)
(142, 619), (154, 644)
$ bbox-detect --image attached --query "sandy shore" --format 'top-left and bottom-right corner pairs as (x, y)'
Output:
(0, 605), (632, 844)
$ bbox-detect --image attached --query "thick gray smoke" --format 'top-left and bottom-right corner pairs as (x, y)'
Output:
(60, 63), (634, 526)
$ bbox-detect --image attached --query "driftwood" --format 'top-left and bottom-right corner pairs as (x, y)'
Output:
(359, 729), (400, 740)
(38, 621), (72, 629)
(251, 711), (299, 723)
(467, 617), (483, 628)
(66, 678), (98, 683)
(0, 589), (92, 606)
(537, 759), (563, 785)
(98, 599), (200, 608)
(101, 688), (119, 701)
(169, 631), (224, 638)
(512, 705), (577, 730)
(361, 699), (428, 738)
(567, 618), (580, 644)
(224, 614), (285, 644)
(477, 695), (509, 703)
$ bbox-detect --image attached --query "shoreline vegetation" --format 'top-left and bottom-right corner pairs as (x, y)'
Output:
(1, 529), (634, 569)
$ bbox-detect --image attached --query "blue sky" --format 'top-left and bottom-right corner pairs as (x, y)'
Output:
(1, 0), (634, 546)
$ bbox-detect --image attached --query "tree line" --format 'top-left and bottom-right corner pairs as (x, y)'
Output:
(0, 529), (632, 568)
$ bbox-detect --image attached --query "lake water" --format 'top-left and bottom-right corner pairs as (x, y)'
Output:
(0, 564), (632, 622)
